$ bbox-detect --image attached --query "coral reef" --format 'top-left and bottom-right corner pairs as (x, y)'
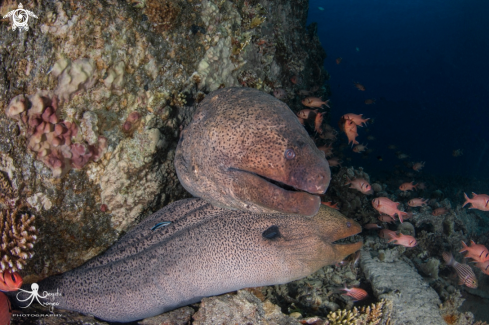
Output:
(0, 0), (327, 281)
(192, 289), (300, 325)
(360, 250), (446, 324)
(0, 207), (37, 272)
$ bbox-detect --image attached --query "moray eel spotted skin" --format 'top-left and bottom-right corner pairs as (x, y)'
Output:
(25, 198), (362, 322)
(175, 87), (331, 217)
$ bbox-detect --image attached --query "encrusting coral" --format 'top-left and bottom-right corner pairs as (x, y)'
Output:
(0, 207), (37, 272)
(6, 90), (107, 177)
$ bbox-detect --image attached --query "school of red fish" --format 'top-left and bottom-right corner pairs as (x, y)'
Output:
(276, 58), (489, 296)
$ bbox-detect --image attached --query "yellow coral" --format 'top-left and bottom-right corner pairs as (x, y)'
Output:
(327, 300), (387, 325)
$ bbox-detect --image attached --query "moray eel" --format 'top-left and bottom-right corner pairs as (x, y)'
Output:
(23, 198), (361, 322)
(175, 87), (330, 217)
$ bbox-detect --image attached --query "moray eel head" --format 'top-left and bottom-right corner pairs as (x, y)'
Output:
(282, 204), (363, 275)
(175, 87), (330, 216)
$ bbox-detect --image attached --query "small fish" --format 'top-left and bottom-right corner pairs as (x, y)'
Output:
(151, 221), (172, 231)
(452, 149), (463, 157)
(474, 260), (489, 275)
(352, 143), (368, 153)
(417, 182), (427, 190)
(342, 113), (370, 127)
(321, 201), (339, 210)
(354, 82), (365, 91)
(290, 74), (302, 85)
(345, 178), (373, 195)
(378, 215), (396, 223)
(314, 112), (324, 134)
(387, 233), (417, 247)
(379, 229), (397, 239)
(463, 192), (489, 211)
(318, 6), (324, 10)
(366, 135), (375, 141)
(372, 197), (408, 223)
(0, 292), (12, 325)
(363, 223), (382, 229)
(327, 157), (342, 167)
(399, 181), (417, 192)
(432, 207), (449, 216)
(345, 123), (359, 146)
(341, 285), (368, 301)
(302, 97), (330, 109)
(412, 161), (425, 171)
(377, 156), (383, 161)
(317, 145), (333, 157)
(459, 240), (489, 262)
(364, 99), (376, 105)
(442, 252), (478, 288)
(397, 153), (409, 159)
(388, 145), (397, 150)
(0, 270), (22, 292)
(297, 109), (318, 120)
(407, 198), (428, 207)
(336, 57), (342, 65)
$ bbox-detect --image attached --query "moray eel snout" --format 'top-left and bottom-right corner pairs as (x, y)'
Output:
(175, 87), (331, 216)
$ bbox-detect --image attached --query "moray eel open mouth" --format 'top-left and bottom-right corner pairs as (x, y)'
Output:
(230, 168), (326, 216)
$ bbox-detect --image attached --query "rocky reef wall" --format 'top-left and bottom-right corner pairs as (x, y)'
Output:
(0, 0), (328, 282)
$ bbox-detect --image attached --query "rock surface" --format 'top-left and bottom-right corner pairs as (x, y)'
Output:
(360, 250), (445, 325)
(0, 0), (328, 281)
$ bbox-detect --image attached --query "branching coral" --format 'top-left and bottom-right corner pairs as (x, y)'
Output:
(0, 208), (37, 272)
(326, 300), (387, 325)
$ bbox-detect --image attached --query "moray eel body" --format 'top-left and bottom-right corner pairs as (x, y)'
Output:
(26, 198), (361, 322)
(175, 87), (330, 217)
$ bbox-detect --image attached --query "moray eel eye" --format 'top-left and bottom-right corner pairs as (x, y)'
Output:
(284, 149), (296, 160)
(262, 225), (281, 240)
(346, 221), (352, 228)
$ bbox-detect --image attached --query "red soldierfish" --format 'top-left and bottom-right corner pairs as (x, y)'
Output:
(399, 181), (417, 192)
(387, 233), (417, 247)
(463, 192), (489, 211)
(474, 260), (489, 275)
(432, 207), (449, 216)
(0, 270), (22, 292)
(321, 201), (340, 210)
(345, 178), (373, 195)
(459, 240), (489, 262)
(379, 229), (397, 239)
(442, 252), (478, 289)
(407, 198), (428, 207)
(412, 161), (425, 171)
(315, 112), (324, 134)
(340, 285), (368, 301)
(363, 223), (382, 229)
(302, 97), (330, 109)
(371, 197), (408, 223)
(342, 113), (370, 127)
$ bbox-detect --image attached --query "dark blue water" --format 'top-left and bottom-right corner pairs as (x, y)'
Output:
(307, 0), (489, 177)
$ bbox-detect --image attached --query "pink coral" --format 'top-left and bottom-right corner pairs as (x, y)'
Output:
(5, 91), (106, 177)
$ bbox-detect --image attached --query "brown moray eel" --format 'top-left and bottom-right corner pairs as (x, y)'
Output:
(175, 87), (331, 217)
(23, 198), (361, 322)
